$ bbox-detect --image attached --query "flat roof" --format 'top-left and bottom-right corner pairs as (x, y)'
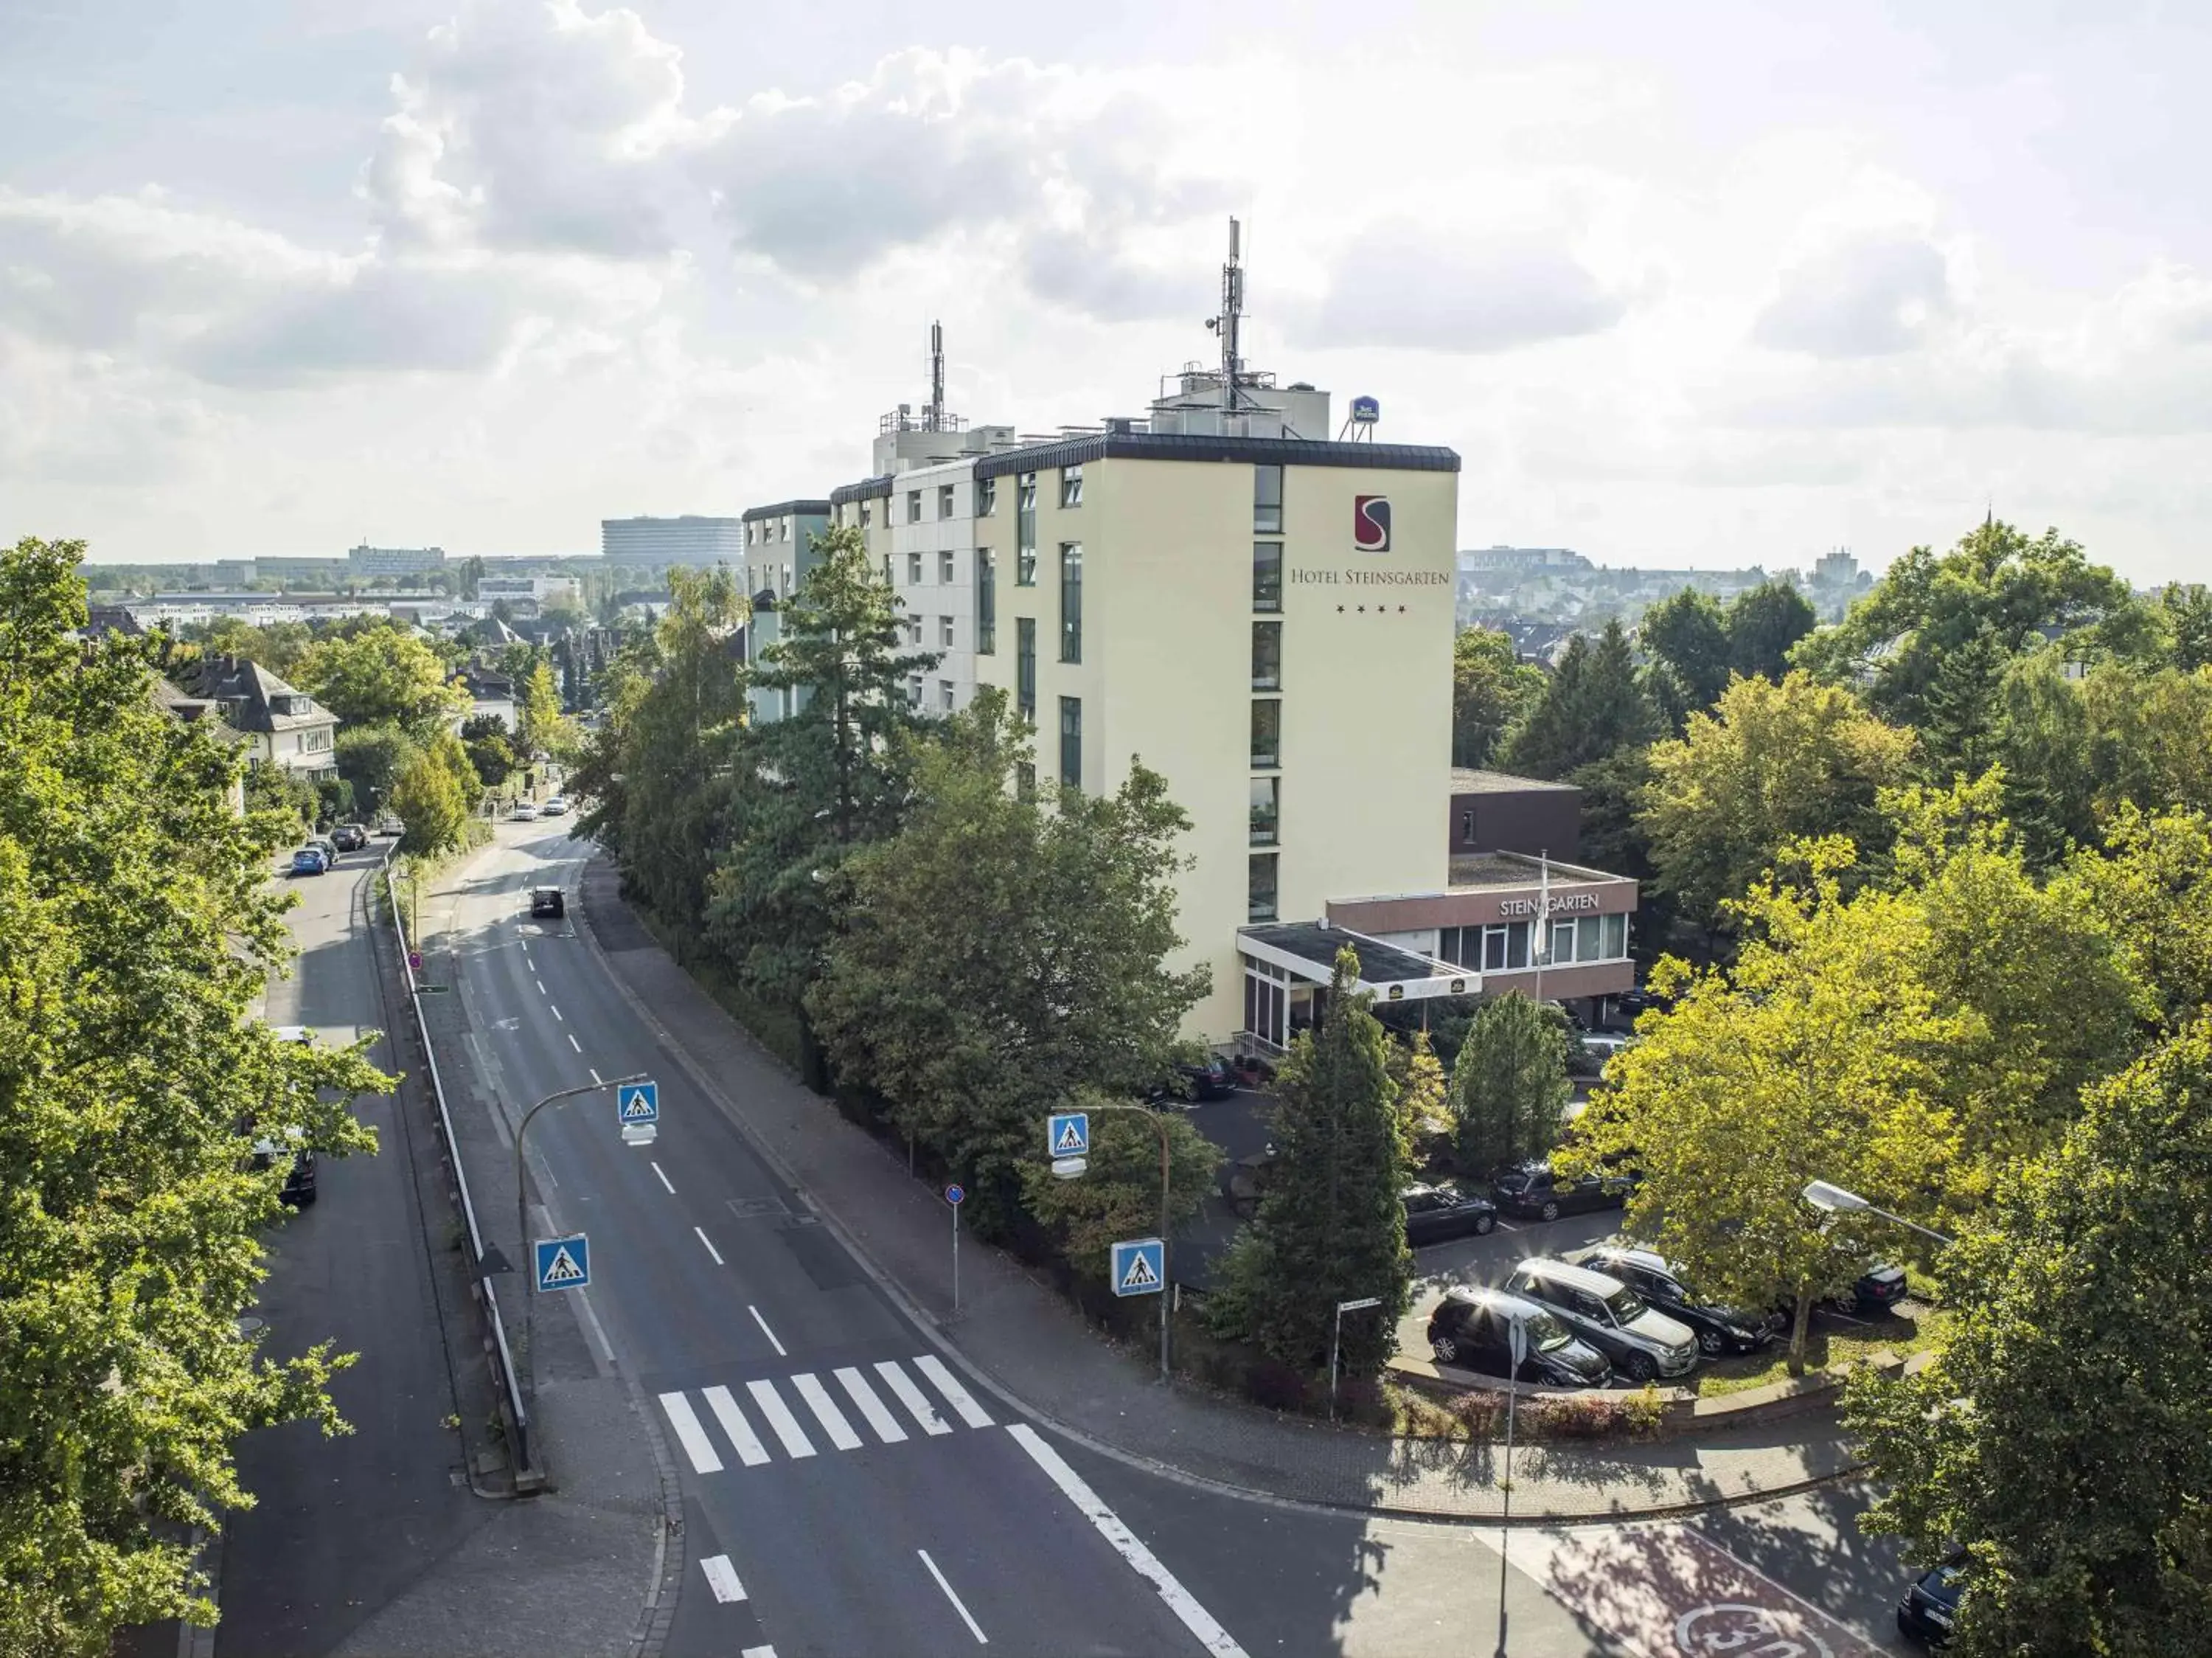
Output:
(740, 500), (831, 523)
(1450, 768), (1579, 795)
(1239, 923), (1478, 1002)
(973, 430), (1461, 482)
(1446, 850), (1629, 892)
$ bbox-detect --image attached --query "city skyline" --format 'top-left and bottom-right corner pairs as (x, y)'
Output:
(5, 1), (2211, 586)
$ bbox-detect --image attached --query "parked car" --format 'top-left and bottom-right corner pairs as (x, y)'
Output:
(1425, 1286), (1612, 1387)
(290, 846), (328, 876)
(529, 887), (566, 920)
(1896, 1553), (1968, 1646)
(1837, 1259), (1910, 1314)
(1571, 1244), (1781, 1356)
(307, 835), (339, 867)
(1174, 1054), (1237, 1101)
(1489, 1159), (1635, 1222)
(375, 816), (403, 837)
(509, 802), (539, 821)
(251, 1127), (318, 1206)
(331, 823), (367, 852)
(1402, 1182), (1498, 1245)
(540, 795), (570, 816)
(1506, 1258), (1698, 1384)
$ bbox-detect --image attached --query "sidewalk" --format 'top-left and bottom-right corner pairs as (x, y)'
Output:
(579, 858), (1866, 1523)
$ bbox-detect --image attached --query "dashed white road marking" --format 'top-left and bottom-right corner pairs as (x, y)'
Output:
(651, 1161), (676, 1195)
(918, 1549), (989, 1645)
(790, 1373), (863, 1451)
(657, 1391), (723, 1474)
(549, 1002), (563, 1021)
(874, 1360), (953, 1436)
(833, 1367), (908, 1443)
(567, 1033), (582, 1052)
(701, 1384), (771, 1467)
(1006, 1423), (1248, 1657)
(695, 1227), (724, 1266)
(534, 977), (546, 995)
(748, 1305), (786, 1356)
(745, 1379), (817, 1459)
(914, 1354), (995, 1429)
(588, 1066), (602, 1085)
(700, 1554), (746, 1603)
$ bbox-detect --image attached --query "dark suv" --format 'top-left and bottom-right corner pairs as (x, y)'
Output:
(1402, 1182), (1497, 1245)
(1425, 1286), (1610, 1387)
(529, 887), (566, 920)
(1897, 1553), (1967, 1645)
(1573, 1244), (1781, 1356)
(1490, 1161), (1635, 1222)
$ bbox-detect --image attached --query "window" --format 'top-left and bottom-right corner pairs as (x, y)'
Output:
(939, 549), (955, 584)
(1249, 777), (1279, 847)
(882, 555), (893, 586)
(1251, 698), (1281, 769)
(1248, 853), (1279, 923)
(907, 490), (922, 524)
(940, 679), (956, 712)
(1059, 543), (1083, 663)
(907, 676), (922, 707)
(1059, 696), (1082, 787)
(1016, 473), (1037, 583)
(907, 617), (922, 646)
(303, 726), (333, 754)
(1253, 464), (1283, 534)
(747, 522), (757, 544)
(939, 484), (956, 519)
(779, 519), (790, 541)
(860, 502), (872, 528)
(978, 476), (998, 516)
(1251, 621), (1281, 690)
(1603, 912), (1628, 959)
(1016, 618), (1036, 718)
(908, 551), (923, 584)
(1547, 920), (1576, 965)
(976, 549), (996, 654)
(1253, 541), (1282, 612)
(1060, 465), (1083, 507)
(1577, 915), (1604, 962)
(939, 614), (955, 648)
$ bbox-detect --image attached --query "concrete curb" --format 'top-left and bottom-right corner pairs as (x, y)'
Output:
(574, 856), (1864, 1527)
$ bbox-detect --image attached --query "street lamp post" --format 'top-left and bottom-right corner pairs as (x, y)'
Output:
(515, 1072), (649, 1398)
(1495, 1318), (1528, 1658)
(1802, 1179), (1956, 1246)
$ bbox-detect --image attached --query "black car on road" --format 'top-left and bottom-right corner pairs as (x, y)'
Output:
(1897, 1553), (1967, 1645)
(1490, 1160), (1635, 1222)
(331, 822), (368, 852)
(529, 887), (566, 919)
(1571, 1244), (1781, 1356)
(1425, 1286), (1611, 1387)
(1402, 1182), (1496, 1245)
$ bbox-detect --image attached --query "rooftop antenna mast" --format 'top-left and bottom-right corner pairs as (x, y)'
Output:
(1206, 217), (1247, 412)
(925, 320), (947, 432)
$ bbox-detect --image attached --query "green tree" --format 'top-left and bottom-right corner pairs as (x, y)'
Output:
(515, 660), (571, 761)
(2080, 663), (2212, 822)
(1450, 628), (1545, 769)
(459, 715), (518, 790)
(292, 623), (467, 735)
(712, 526), (936, 1006)
(1386, 1027), (1450, 1164)
(1639, 589), (1731, 711)
(185, 617), (313, 677)
(1015, 1092), (1219, 1288)
(2054, 806), (2212, 1036)
(1497, 620), (1659, 780)
(568, 633), (655, 861)
(389, 746), (469, 856)
(333, 726), (418, 819)
(0, 538), (387, 1655)
(1846, 1024), (2212, 1656)
(807, 690), (1207, 1227)
(1638, 672), (1917, 932)
(2155, 581), (2212, 670)
(1449, 992), (1573, 1177)
(1724, 580), (1817, 683)
(243, 764), (318, 839)
(1987, 653), (2098, 867)
(1208, 948), (1411, 1376)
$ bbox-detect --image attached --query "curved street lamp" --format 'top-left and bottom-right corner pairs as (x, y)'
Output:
(1802, 1179), (1955, 1246)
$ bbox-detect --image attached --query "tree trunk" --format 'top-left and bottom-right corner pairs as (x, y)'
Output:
(1786, 1286), (1814, 1377)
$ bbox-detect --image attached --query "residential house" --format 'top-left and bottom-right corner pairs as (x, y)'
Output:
(176, 655), (340, 780)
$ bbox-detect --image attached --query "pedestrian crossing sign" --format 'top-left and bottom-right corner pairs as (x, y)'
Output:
(1110, 1237), (1165, 1297)
(618, 1081), (659, 1125)
(1046, 1111), (1090, 1159)
(535, 1232), (591, 1294)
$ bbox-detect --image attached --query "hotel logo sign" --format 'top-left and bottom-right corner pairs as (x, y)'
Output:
(1353, 495), (1391, 552)
(1499, 892), (1602, 918)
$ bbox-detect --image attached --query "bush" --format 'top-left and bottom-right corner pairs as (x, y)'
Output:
(1241, 1359), (1312, 1413)
(1449, 1390), (1505, 1440)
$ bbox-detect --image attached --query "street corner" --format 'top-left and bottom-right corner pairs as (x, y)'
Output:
(1506, 1523), (1885, 1658)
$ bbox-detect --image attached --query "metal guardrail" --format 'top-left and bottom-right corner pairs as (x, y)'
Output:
(386, 861), (532, 1476)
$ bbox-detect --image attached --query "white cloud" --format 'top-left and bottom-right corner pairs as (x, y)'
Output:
(1753, 235), (1955, 357)
(1301, 226), (1631, 355)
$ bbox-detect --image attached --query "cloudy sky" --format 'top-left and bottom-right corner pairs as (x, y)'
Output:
(3, 1), (2208, 583)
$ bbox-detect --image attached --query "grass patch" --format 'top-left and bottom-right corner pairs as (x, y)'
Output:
(1686, 1306), (1954, 1398)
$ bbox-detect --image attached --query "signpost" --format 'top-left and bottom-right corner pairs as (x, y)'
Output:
(945, 1184), (964, 1314)
(1049, 1103), (1176, 1383)
(1495, 1317), (1528, 1657)
(533, 1232), (591, 1294)
(616, 1081), (659, 1128)
(1110, 1238), (1166, 1297)
(1046, 1111), (1090, 1159)
(1329, 1295), (1384, 1422)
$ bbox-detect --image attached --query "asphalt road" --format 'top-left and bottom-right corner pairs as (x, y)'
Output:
(214, 844), (491, 1657)
(459, 820), (1924, 1658)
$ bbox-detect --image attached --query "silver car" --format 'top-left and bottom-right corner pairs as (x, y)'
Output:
(1506, 1258), (1698, 1384)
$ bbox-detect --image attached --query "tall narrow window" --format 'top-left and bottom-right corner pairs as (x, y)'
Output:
(1251, 621), (1281, 691)
(977, 476), (998, 516)
(860, 501), (872, 528)
(1059, 696), (1082, 787)
(1060, 543), (1083, 664)
(907, 490), (922, 524)
(975, 549), (996, 655)
(1016, 474), (1037, 584)
(1249, 777), (1279, 847)
(1060, 465), (1084, 507)
(1248, 853), (1279, 923)
(1253, 541), (1281, 612)
(939, 549), (956, 583)
(907, 551), (923, 584)
(939, 614), (954, 648)
(940, 679), (955, 712)
(1253, 464), (1284, 534)
(907, 675), (922, 707)
(939, 484), (956, 518)
(1016, 618), (1036, 719)
(1251, 699), (1281, 769)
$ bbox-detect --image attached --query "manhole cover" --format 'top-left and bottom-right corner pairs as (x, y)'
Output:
(726, 1196), (791, 1223)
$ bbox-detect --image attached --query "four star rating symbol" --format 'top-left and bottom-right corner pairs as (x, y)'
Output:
(1333, 605), (1410, 614)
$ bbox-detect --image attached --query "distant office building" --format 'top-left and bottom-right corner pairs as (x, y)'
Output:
(601, 516), (742, 566)
(348, 544), (446, 577)
(1459, 547), (1593, 575)
(479, 575), (582, 608)
(255, 555), (348, 587)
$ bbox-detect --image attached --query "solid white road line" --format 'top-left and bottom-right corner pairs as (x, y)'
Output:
(832, 1367), (908, 1443)
(790, 1373), (863, 1451)
(917, 1550), (989, 1645)
(874, 1360), (953, 1436)
(702, 1385), (771, 1467)
(657, 1392), (723, 1474)
(740, 1645), (776, 1658)
(567, 1033), (582, 1052)
(745, 1379), (817, 1459)
(914, 1354), (995, 1429)
(748, 1305), (787, 1356)
(1006, 1423), (1248, 1658)
(699, 1554), (747, 1604)
(650, 1161), (676, 1195)
(695, 1227), (724, 1266)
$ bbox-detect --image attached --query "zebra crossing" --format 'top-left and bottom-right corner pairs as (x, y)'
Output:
(658, 1353), (996, 1474)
